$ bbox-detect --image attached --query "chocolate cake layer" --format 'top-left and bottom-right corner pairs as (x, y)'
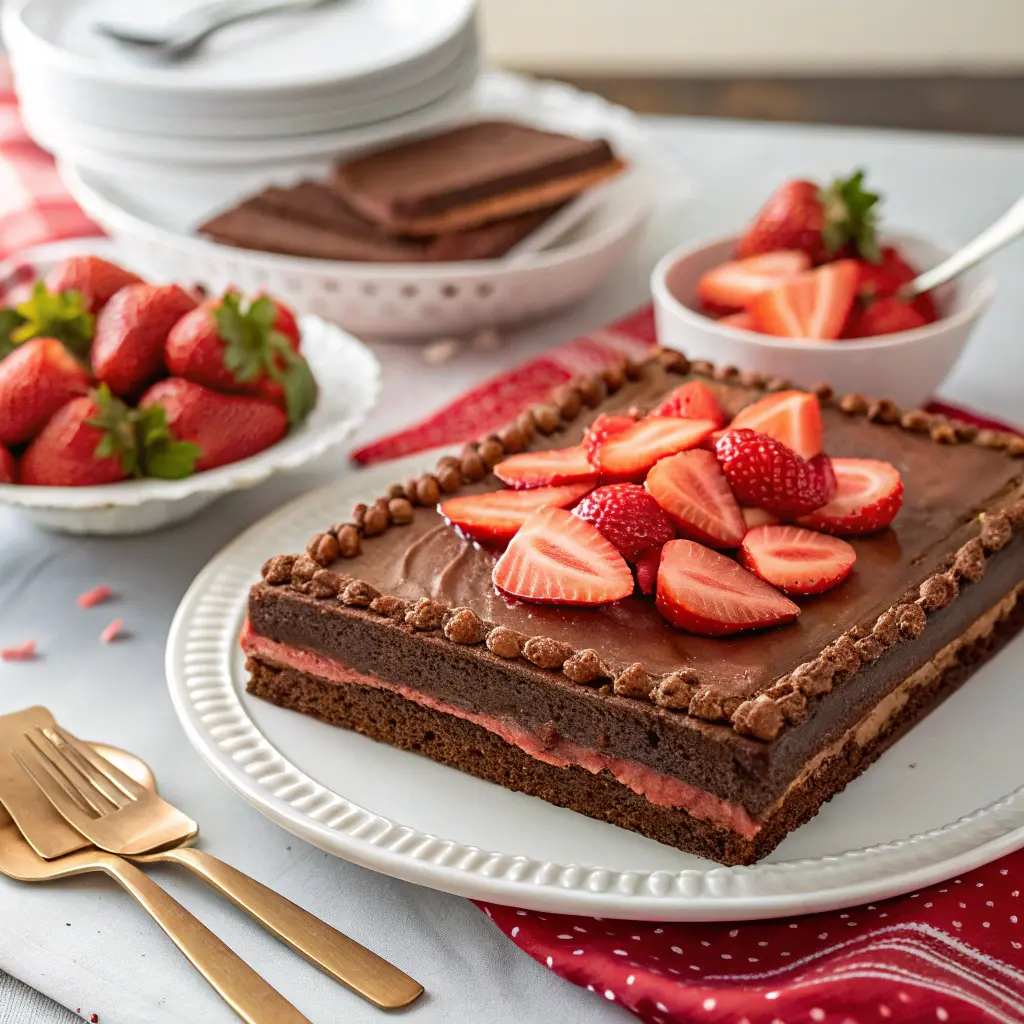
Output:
(246, 580), (1024, 864)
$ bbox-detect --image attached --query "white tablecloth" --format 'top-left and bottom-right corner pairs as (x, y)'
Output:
(2, 114), (1023, 1024)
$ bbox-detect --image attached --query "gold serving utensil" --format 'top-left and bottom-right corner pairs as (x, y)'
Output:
(7, 714), (422, 1011)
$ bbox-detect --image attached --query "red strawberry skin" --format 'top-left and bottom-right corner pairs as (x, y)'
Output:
(0, 442), (14, 483)
(656, 539), (800, 636)
(739, 524), (856, 595)
(737, 180), (825, 260)
(140, 378), (287, 472)
(843, 296), (928, 338)
(589, 417), (716, 483)
(648, 381), (726, 426)
(0, 337), (90, 446)
(798, 457), (903, 536)
(92, 284), (197, 397)
(493, 445), (598, 490)
(19, 396), (128, 487)
(44, 256), (142, 314)
(716, 429), (835, 519)
(856, 246), (938, 323)
(582, 413), (636, 464)
(572, 483), (674, 562)
(164, 300), (242, 393)
(634, 547), (661, 595)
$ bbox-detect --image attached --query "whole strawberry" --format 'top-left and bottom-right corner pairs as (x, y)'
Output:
(92, 283), (197, 397)
(737, 170), (881, 264)
(140, 377), (288, 472)
(165, 291), (316, 426)
(0, 337), (90, 446)
(0, 442), (14, 483)
(715, 428), (835, 519)
(44, 256), (143, 314)
(572, 483), (674, 562)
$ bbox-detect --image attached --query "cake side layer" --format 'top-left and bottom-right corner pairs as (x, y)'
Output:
(245, 577), (1024, 864)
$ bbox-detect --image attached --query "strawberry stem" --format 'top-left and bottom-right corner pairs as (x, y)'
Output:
(819, 169), (881, 263)
(12, 283), (95, 359)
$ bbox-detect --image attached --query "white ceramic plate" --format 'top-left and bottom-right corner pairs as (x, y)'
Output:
(167, 454), (1024, 921)
(0, 315), (381, 535)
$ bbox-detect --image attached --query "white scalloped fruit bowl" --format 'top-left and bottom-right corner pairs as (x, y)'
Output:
(0, 316), (380, 535)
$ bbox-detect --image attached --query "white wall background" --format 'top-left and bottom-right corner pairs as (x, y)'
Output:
(479, 0), (1024, 73)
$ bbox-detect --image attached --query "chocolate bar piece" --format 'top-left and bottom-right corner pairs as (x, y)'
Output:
(332, 120), (625, 236)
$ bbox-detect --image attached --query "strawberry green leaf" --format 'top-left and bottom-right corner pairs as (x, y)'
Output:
(0, 308), (27, 360)
(134, 404), (200, 480)
(86, 384), (141, 476)
(820, 169), (881, 262)
(214, 290), (274, 384)
(264, 333), (317, 427)
(13, 283), (95, 358)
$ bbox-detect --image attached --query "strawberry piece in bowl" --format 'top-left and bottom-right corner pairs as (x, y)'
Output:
(589, 416), (716, 482)
(645, 449), (746, 548)
(727, 390), (822, 461)
(44, 255), (143, 315)
(439, 483), (593, 546)
(747, 260), (860, 341)
(572, 483), (674, 562)
(492, 506), (634, 606)
(0, 443), (15, 484)
(656, 539), (800, 636)
(493, 445), (598, 490)
(739, 524), (856, 595)
(647, 380), (726, 425)
(798, 457), (903, 536)
(843, 296), (928, 339)
(696, 250), (810, 312)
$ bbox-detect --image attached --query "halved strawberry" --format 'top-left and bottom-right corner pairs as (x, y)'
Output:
(739, 524), (856, 595)
(843, 296), (928, 338)
(493, 445), (598, 490)
(439, 483), (594, 545)
(589, 417), (715, 482)
(648, 380), (726, 426)
(728, 390), (822, 460)
(634, 547), (661, 595)
(492, 506), (633, 606)
(742, 507), (780, 529)
(656, 539), (800, 636)
(582, 413), (636, 465)
(572, 483), (674, 562)
(716, 429), (835, 519)
(645, 449), (746, 548)
(696, 251), (811, 312)
(718, 310), (757, 330)
(856, 246), (938, 323)
(797, 457), (903, 535)
(748, 260), (860, 340)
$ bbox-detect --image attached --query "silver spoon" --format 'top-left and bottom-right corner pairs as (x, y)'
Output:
(95, 0), (335, 62)
(901, 193), (1024, 299)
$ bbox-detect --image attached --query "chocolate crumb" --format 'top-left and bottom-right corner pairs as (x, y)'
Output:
(261, 554), (297, 585)
(690, 360), (715, 378)
(661, 351), (691, 376)
(388, 497), (414, 525)
(854, 635), (885, 662)
(792, 660), (834, 696)
(516, 410), (536, 442)
(980, 512), (1012, 552)
(308, 570), (346, 599)
(443, 607), (485, 644)
(386, 483), (407, 500)
(732, 695), (785, 741)
(290, 555), (320, 584)
(307, 532), (339, 567)
(415, 474), (441, 506)
(369, 595), (409, 621)
(362, 500), (390, 537)
(975, 429), (1009, 450)
(602, 365), (625, 392)
(1006, 435), (1024, 456)
(867, 398), (900, 424)
(531, 403), (561, 434)
(766, 376), (791, 392)
(486, 626), (526, 659)
(498, 423), (526, 454)
(352, 503), (367, 528)
(653, 671), (698, 710)
(774, 687), (808, 725)
(917, 572), (959, 612)
(811, 382), (834, 401)
(405, 598), (447, 630)
(954, 421), (979, 441)
(1007, 501), (1024, 530)
(336, 524), (361, 558)
(523, 636), (575, 669)
(953, 538), (986, 582)
(839, 392), (869, 415)
(436, 464), (462, 493)
(688, 687), (727, 722)
(577, 375), (607, 407)
(822, 636), (861, 681)
(478, 437), (505, 466)
(738, 370), (764, 389)
(613, 662), (652, 699)
(563, 649), (608, 684)
(930, 422), (958, 445)
(623, 359), (643, 381)
(900, 409), (932, 432)
(552, 384), (583, 419)
(713, 364), (739, 382)
(536, 721), (559, 750)
(895, 602), (927, 639)
(872, 607), (901, 646)
(459, 446), (488, 482)
(341, 580), (379, 607)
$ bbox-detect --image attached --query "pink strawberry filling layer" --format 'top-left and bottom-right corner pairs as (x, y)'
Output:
(241, 623), (761, 838)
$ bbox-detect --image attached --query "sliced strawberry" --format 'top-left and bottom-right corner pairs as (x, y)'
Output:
(797, 457), (903, 535)
(856, 246), (938, 323)
(843, 296), (928, 338)
(648, 380), (726, 426)
(696, 250), (811, 311)
(589, 417), (715, 482)
(439, 483), (594, 546)
(728, 390), (822, 460)
(571, 483), (674, 562)
(582, 413), (636, 465)
(634, 546), (661, 595)
(718, 310), (757, 330)
(0, 442), (14, 484)
(739, 524), (856, 595)
(742, 507), (780, 529)
(715, 429), (835, 519)
(748, 260), (860, 340)
(492, 506), (633, 606)
(645, 449), (746, 548)
(656, 539), (800, 636)
(493, 445), (598, 490)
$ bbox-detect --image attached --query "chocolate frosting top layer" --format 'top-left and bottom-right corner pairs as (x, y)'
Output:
(338, 362), (1023, 701)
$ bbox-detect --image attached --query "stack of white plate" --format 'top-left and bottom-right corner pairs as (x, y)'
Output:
(2, 0), (479, 178)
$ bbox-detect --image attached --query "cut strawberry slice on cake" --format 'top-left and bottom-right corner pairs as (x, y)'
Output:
(647, 380), (726, 426)
(589, 417), (716, 482)
(493, 445), (599, 489)
(582, 413), (636, 465)
(634, 547), (662, 595)
(797, 457), (903, 535)
(645, 449), (746, 548)
(656, 539), (800, 636)
(728, 390), (822, 460)
(696, 250), (811, 312)
(439, 482), (594, 545)
(739, 524), (856, 595)
(572, 483), (674, 562)
(742, 507), (780, 529)
(748, 260), (860, 341)
(493, 506), (633, 606)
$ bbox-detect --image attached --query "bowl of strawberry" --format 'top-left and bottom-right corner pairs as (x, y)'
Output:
(439, 383), (900, 637)
(652, 171), (994, 408)
(0, 255), (380, 534)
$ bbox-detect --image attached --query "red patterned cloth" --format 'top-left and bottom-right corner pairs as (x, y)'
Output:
(1, 59), (1021, 1023)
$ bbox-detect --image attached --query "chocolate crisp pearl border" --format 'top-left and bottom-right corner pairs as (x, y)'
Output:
(261, 349), (1024, 744)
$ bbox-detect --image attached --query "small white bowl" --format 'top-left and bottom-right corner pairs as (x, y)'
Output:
(651, 233), (995, 408)
(0, 316), (381, 535)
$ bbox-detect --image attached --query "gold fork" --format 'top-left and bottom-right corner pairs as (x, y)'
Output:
(13, 725), (423, 1010)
